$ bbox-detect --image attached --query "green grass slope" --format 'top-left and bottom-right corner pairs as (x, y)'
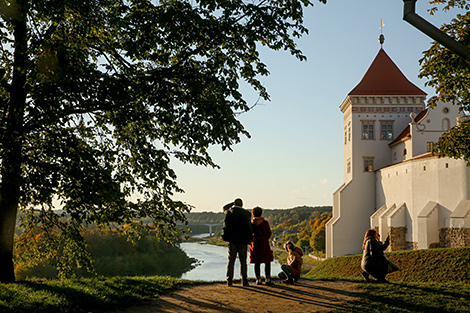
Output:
(304, 247), (470, 283)
(0, 276), (192, 313)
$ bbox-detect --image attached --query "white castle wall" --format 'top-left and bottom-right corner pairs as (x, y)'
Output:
(375, 156), (470, 248)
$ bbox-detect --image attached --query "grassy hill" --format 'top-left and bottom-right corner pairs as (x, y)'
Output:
(304, 247), (470, 284)
(1, 248), (469, 312)
(302, 247), (470, 312)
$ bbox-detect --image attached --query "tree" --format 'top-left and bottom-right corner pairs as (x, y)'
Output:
(0, 0), (325, 282)
(310, 224), (326, 252)
(435, 119), (470, 163)
(418, 0), (470, 161)
(296, 237), (310, 252)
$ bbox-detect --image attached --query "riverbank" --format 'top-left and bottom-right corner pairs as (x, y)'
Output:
(180, 241), (284, 281)
(190, 234), (321, 272)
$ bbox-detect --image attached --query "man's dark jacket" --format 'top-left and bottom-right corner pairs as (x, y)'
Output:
(222, 206), (253, 244)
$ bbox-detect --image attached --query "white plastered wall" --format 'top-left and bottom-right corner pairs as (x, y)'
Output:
(376, 156), (470, 248)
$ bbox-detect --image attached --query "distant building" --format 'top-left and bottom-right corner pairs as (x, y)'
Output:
(326, 44), (470, 258)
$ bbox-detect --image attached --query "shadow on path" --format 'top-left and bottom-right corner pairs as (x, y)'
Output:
(110, 280), (360, 313)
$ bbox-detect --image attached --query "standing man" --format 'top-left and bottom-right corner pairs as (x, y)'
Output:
(222, 198), (253, 286)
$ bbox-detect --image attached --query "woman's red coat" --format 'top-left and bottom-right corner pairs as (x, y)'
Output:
(249, 217), (274, 264)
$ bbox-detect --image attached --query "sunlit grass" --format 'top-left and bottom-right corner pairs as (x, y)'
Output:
(324, 282), (470, 313)
(0, 276), (198, 313)
(305, 247), (470, 312)
(2, 248), (470, 312)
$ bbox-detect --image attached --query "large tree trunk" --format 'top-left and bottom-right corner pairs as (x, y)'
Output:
(0, 3), (28, 284)
(0, 185), (20, 283)
(0, 120), (23, 283)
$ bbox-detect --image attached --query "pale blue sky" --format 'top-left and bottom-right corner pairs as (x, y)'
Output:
(172, 0), (459, 212)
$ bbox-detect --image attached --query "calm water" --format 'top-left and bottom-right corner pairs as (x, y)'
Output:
(180, 237), (282, 281)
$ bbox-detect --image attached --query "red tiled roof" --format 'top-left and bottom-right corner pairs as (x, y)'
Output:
(389, 109), (429, 146)
(389, 125), (411, 146)
(349, 49), (427, 96)
(414, 108), (428, 123)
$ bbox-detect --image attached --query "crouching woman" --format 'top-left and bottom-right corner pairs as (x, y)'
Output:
(361, 229), (399, 283)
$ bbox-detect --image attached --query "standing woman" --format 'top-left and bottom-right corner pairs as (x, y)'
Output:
(249, 207), (274, 285)
(361, 229), (399, 283)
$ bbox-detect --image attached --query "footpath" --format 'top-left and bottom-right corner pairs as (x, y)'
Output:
(111, 280), (359, 313)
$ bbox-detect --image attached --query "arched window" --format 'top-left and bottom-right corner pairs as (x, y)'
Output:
(442, 118), (450, 131)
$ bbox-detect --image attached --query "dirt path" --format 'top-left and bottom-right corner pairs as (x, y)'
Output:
(111, 280), (360, 313)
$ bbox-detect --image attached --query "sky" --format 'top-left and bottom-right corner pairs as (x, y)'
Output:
(171, 0), (460, 213)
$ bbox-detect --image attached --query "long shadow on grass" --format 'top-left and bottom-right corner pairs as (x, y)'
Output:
(351, 282), (470, 313)
(17, 277), (179, 313)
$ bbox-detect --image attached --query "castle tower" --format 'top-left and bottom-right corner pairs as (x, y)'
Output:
(326, 44), (427, 258)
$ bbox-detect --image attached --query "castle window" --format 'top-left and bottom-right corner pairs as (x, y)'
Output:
(363, 157), (374, 172)
(427, 142), (435, 152)
(347, 159), (351, 174)
(344, 127), (347, 145)
(348, 122), (351, 142)
(380, 121), (393, 140)
(361, 121), (375, 140)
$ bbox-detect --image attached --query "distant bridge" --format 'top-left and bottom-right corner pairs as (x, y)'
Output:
(202, 224), (223, 236)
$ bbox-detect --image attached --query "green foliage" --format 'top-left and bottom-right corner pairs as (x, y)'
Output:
(418, 1), (470, 164)
(15, 214), (95, 279)
(186, 212), (225, 224)
(267, 207), (331, 252)
(419, 1), (470, 110)
(434, 119), (470, 163)
(14, 228), (197, 280)
(0, 0), (327, 282)
(305, 247), (470, 284)
(310, 224), (326, 252)
(183, 211), (225, 235)
(187, 206), (332, 253)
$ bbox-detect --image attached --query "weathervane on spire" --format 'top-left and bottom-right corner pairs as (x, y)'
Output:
(378, 19), (385, 49)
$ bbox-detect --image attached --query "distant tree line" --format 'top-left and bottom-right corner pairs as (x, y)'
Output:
(186, 206), (332, 253)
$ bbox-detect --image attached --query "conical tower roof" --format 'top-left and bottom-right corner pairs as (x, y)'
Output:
(348, 49), (426, 96)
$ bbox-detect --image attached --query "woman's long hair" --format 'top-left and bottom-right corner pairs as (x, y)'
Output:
(362, 229), (377, 250)
(284, 241), (295, 253)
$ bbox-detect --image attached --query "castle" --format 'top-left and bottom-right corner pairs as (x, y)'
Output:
(325, 45), (470, 258)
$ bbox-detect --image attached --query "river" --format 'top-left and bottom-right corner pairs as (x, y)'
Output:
(180, 236), (282, 281)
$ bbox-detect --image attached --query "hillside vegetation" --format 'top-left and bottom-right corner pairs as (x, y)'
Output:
(305, 247), (470, 284)
(187, 205), (332, 253)
(14, 229), (197, 280)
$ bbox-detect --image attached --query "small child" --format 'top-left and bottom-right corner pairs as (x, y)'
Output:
(278, 241), (303, 284)
(249, 206), (274, 286)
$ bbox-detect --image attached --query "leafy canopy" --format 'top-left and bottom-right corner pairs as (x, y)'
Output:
(0, 0), (324, 278)
(418, 0), (470, 161)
